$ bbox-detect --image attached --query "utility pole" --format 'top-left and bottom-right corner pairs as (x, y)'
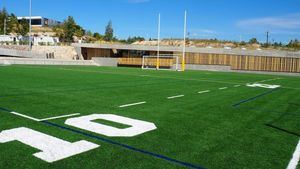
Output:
(266, 31), (269, 46)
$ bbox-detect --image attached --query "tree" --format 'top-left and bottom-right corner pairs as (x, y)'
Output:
(104, 20), (113, 41)
(287, 39), (300, 49)
(126, 36), (145, 44)
(62, 16), (77, 42)
(53, 25), (65, 41)
(249, 38), (258, 44)
(18, 18), (29, 36)
(0, 7), (8, 34)
(85, 30), (93, 37)
(74, 25), (85, 38)
(93, 32), (103, 40)
(7, 14), (19, 34)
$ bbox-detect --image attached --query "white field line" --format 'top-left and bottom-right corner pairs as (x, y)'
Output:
(10, 111), (40, 121)
(287, 139), (300, 169)
(219, 87), (228, 90)
(119, 101), (146, 108)
(10, 111), (80, 122)
(198, 90), (210, 94)
(167, 95), (185, 99)
(234, 85), (241, 87)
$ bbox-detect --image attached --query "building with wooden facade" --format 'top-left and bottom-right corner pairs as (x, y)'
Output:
(73, 43), (300, 73)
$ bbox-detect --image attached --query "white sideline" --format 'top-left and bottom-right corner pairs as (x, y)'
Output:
(198, 90), (210, 94)
(287, 139), (300, 169)
(234, 85), (241, 87)
(119, 101), (146, 108)
(167, 95), (184, 99)
(10, 111), (80, 122)
(219, 87), (228, 90)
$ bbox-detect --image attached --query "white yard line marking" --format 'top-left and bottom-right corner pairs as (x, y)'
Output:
(198, 90), (210, 94)
(140, 75), (150, 77)
(167, 95), (185, 99)
(287, 139), (300, 169)
(119, 101), (146, 108)
(10, 111), (40, 121)
(10, 111), (80, 122)
(234, 85), (241, 87)
(219, 87), (228, 90)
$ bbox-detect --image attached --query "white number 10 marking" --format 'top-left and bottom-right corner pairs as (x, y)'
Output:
(0, 114), (157, 163)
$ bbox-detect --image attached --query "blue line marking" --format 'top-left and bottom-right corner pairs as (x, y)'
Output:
(42, 121), (205, 169)
(232, 89), (278, 107)
(0, 107), (12, 112)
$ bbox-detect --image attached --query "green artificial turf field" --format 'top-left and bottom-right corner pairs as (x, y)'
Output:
(0, 65), (299, 169)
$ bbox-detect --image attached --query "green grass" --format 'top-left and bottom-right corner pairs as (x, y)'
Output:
(0, 65), (299, 169)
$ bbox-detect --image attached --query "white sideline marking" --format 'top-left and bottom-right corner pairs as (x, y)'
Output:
(167, 95), (184, 99)
(9, 111), (80, 122)
(234, 85), (241, 87)
(287, 139), (300, 169)
(219, 87), (228, 90)
(198, 90), (210, 94)
(119, 102), (146, 108)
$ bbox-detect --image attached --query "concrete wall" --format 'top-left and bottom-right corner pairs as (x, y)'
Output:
(92, 57), (118, 66)
(31, 46), (78, 60)
(0, 45), (78, 60)
(0, 57), (98, 66)
(0, 47), (45, 58)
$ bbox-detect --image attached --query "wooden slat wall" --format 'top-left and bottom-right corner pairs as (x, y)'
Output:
(86, 48), (112, 60)
(174, 52), (300, 73)
(118, 57), (174, 67)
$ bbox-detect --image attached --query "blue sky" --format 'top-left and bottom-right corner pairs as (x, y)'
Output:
(2, 0), (300, 43)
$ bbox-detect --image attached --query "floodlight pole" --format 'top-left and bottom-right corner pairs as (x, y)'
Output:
(156, 13), (161, 70)
(29, 0), (32, 50)
(182, 10), (187, 71)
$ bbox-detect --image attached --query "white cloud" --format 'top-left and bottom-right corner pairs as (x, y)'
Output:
(127, 0), (150, 4)
(188, 29), (218, 38)
(237, 13), (300, 30)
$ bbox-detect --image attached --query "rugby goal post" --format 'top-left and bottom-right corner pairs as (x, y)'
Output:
(142, 54), (179, 71)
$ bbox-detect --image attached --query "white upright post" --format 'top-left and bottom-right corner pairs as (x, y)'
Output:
(182, 10), (187, 71)
(29, 0), (32, 50)
(156, 13), (161, 70)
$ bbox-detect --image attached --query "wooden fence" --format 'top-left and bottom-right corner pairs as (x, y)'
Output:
(118, 53), (300, 73)
(118, 57), (175, 67)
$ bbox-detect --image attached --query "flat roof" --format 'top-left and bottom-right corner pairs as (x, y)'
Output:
(17, 16), (43, 20)
(72, 43), (300, 58)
